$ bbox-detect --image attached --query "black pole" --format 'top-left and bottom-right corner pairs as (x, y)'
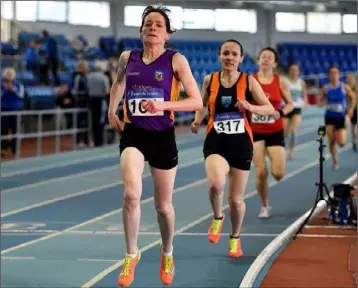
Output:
(293, 128), (334, 239)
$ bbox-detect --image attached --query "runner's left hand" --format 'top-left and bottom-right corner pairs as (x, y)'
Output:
(142, 100), (167, 114)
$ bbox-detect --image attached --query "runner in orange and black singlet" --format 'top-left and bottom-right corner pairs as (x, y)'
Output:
(190, 39), (275, 259)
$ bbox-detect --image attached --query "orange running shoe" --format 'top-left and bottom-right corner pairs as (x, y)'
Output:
(117, 251), (141, 287)
(208, 214), (224, 243)
(160, 248), (175, 286)
(228, 237), (243, 258)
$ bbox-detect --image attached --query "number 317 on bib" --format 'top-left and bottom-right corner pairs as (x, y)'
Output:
(214, 119), (245, 134)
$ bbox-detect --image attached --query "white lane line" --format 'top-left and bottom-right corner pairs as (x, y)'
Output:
(81, 144), (351, 287)
(1, 158), (205, 218)
(1, 134), (205, 178)
(1, 125), (318, 178)
(0, 230), (279, 237)
(1, 145), (203, 195)
(0, 178), (208, 255)
(239, 172), (357, 288)
(2, 138), (349, 257)
(1, 136), (320, 218)
(1, 153), (116, 178)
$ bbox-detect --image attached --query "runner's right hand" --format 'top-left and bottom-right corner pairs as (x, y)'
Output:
(191, 121), (200, 134)
(108, 112), (124, 131)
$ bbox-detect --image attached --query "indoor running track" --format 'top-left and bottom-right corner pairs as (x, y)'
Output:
(1, 108), (356, 288)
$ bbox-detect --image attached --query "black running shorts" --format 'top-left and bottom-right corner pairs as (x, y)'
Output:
(119, 123), (178, 170)
(253, 129), (285, 147)
(203, 130), (253, 171)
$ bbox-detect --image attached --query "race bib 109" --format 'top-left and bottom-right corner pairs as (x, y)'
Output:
(127, 88), (164, 116)
(214, 112), (245, 134)
(251, 113), (275, 124)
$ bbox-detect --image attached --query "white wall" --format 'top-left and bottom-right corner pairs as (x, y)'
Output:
(12, 1), (357, 55)
(13, 21), (112, 47)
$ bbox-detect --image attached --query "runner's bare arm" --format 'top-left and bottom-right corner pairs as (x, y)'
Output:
(279, 76), (294, 115)
(317, 86), (327, 107)
(344, 83), (356, 117)
(193, 74), (211, 124)
(164, 53), (203, 111)
(108, 51), (130, 114)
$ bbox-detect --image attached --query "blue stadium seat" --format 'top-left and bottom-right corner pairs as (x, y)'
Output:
(16, 71), (38, 86)
(277, 42), (356, 75)
(26, 86), (57, 109)
(1, 42), (17, 55)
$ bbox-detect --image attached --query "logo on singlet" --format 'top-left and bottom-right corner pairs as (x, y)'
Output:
(155, 70), (163, 81)
(221, 96), (232, 108)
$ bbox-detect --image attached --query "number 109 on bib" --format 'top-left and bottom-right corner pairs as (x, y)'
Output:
(128, 98), (164, 116)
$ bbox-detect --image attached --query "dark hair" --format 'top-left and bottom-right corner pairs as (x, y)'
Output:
(258, 47), (278, 63)
(328, 64), (340, 73)
(218, 39), (244, 56)
(289, 63), (299, 68)
(140, 5), (176, 34)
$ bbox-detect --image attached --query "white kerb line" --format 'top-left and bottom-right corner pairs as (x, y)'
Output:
(1, 134), (204, 178)
(239, 171), (357, 288)
(1, 145), (203, 195)
(2, 136), (320, 217)
(80, 145), (349, 288)
(1, 157), (205, 218)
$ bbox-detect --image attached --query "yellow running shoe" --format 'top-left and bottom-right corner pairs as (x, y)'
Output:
(117, 251), (141, 287)
(208, 214), (225, 243)
(228, 237), (243, 258)
(160, 248), (175, 286)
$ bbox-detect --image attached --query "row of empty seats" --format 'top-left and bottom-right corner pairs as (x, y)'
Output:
(278, 43), (357, 75)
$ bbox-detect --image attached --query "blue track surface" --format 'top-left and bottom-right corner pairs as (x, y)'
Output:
(1, 108), (356, 288)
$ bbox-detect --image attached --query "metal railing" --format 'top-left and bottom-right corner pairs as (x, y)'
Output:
(1, 107), (91, 159)
(0, 105), (196, 160)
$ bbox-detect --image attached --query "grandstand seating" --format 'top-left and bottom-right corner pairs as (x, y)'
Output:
(1, 32), (356, 110)
(277, 42), (357, 87)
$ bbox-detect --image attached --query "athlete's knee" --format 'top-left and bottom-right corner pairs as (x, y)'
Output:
(271, 170), (285, 181)
(123, 178), (141, 210)
(123, 189), (141, 211)
(228, 196), (245, 210)
(208, 178), (225, 195)
(336, 136), (346, 147)
(256, 167), (268, 182)
(155, 200), (173, 218)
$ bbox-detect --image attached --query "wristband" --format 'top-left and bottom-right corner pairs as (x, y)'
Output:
(279, 109), (284, 117)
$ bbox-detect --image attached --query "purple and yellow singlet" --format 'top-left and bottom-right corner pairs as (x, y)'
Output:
(123, 50), (181, 131)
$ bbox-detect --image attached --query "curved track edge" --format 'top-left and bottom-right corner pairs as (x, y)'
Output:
(239, 172), (357, 288)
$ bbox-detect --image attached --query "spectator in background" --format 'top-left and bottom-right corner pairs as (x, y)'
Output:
(55, 84), (74, 129)
(107, 57), (118, 84)
(72, 60), (89, 148)
(41, 30), (60, 86)
(1, 68), (24, 156)
(86, 60), (110, 147)
(25, 40), (40, 79)
(105, 58), (117, 144)
(71, 36), (85, 59)
(38, 40), (50, 85)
